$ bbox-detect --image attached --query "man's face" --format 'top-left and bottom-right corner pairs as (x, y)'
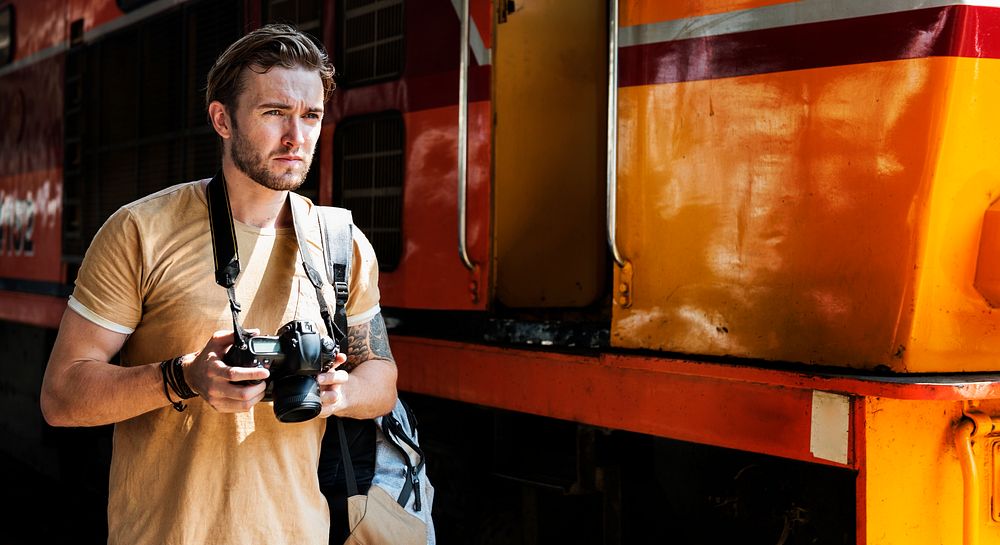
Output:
(227, 65), (324, 191)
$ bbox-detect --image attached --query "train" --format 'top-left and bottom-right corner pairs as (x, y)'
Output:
(3, 0), (1000, 543)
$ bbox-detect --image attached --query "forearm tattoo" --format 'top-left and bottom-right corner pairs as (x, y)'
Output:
(345, 313), (395, 371)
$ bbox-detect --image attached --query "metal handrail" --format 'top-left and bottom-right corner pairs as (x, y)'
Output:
(457, 0), (474, 270)
(607, 0), (625, 267)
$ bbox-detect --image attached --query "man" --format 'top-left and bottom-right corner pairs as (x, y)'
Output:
(40, 24), (397, 545)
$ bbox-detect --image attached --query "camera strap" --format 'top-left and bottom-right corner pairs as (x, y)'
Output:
(206, 171), (351, 349)
(206, 172), (249, 348)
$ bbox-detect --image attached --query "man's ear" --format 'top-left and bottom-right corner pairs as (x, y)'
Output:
(208, 101), (232, 139)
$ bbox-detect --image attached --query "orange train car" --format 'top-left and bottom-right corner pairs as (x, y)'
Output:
(5, 0), (1000, 543)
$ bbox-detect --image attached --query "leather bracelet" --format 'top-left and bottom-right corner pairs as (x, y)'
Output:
(166, 356), (198, 399)
(159, 359), (187, 412)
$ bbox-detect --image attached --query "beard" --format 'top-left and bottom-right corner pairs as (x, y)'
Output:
(229, 119), (313, 192)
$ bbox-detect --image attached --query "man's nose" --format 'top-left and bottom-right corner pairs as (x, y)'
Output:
(282, 118), (306, 149)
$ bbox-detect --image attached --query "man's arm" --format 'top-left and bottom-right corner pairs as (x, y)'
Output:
(41, 309), (271, 427)
(318, 313), (398, 419)
(41, 309), (158, 426)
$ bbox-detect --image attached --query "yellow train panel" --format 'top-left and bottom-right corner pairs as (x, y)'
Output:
(864, 398), (1000, 544)
(865, 398), (966, 543)
(906, 57), (1000, 372)
(612, 56), (1000, 371)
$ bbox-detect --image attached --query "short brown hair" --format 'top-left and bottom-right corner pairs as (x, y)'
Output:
(206, 24), (335, 110)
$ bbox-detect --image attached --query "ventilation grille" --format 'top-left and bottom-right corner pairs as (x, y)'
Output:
(63, 0), (239, 264)
(265, 0), (322, 40)
(335, 113), (405, 271)
(338, 0), (404, 87)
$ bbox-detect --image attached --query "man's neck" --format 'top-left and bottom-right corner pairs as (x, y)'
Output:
(220, 162), (292, 229)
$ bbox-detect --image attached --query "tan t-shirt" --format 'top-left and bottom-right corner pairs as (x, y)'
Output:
(69, 180), (381, 545)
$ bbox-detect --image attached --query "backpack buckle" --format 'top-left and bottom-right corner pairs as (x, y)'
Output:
(334, 281), (349, 297)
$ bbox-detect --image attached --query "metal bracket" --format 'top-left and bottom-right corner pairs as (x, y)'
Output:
(616, 260), (633, 308)
(468, 264), (481, 304)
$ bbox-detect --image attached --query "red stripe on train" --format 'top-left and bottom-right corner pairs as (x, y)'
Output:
(619, 5), (1000, 87)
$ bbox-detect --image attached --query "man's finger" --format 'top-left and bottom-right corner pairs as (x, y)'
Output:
(317, 369), (349, 386)
(225, 365), (270, 382)
(206, 330), (237, 355)
(210, 329), (235, 343)
(217, 378), (268, 401)
(323, 388), (340, 403)
(319, 388), (341, 417)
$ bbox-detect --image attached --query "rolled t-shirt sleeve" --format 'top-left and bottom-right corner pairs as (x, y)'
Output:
(70, 207), (144, 334)
(345, 226), (381, 327)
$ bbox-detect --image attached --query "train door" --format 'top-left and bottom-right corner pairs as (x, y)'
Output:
(492, 0), (608, 309)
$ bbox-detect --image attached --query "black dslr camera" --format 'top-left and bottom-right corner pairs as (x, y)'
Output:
(225, 320), (338, 423)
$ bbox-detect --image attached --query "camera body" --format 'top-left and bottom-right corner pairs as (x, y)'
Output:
(225, 320), (338, 423)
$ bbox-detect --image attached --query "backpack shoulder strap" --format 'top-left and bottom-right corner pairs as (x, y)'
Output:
(316, 206), (354, 345)
(288, 194), (337, 341)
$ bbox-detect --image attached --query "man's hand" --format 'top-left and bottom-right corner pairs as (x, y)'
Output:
(316, 314), (398, 419)
(317, 352), (349, 417)
(183, 330), (271, 413)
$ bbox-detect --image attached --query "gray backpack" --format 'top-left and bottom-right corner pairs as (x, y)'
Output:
(294, 200), (436, 544)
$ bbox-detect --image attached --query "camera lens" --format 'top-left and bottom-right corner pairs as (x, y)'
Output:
(272, 375), (323, 423)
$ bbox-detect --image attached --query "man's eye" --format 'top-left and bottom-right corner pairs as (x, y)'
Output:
(264, 110), (282, 116)
(304, 113), (321, 120)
